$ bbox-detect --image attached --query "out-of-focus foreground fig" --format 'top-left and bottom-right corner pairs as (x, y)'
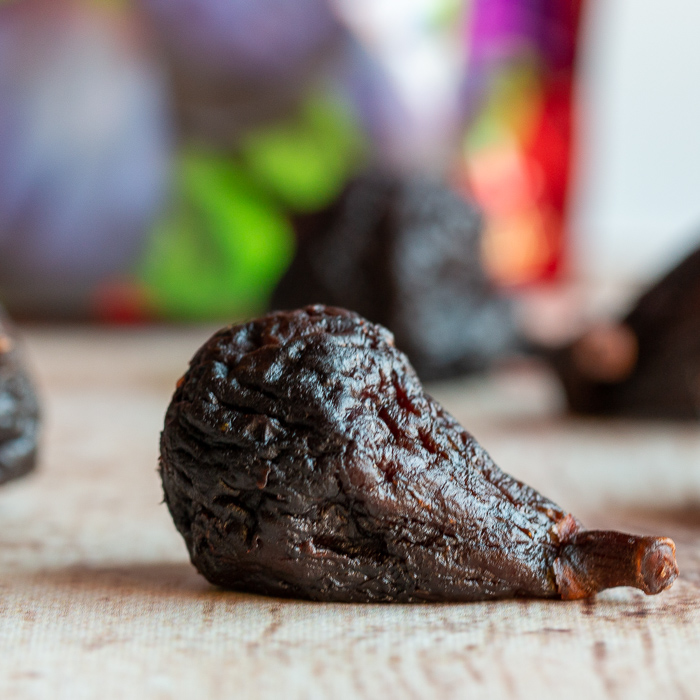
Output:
(0, 310), (39, 485)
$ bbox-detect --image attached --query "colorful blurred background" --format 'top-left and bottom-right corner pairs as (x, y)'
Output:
(1, 0), (699, 323)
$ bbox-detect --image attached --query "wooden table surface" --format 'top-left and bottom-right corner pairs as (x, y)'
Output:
(2, 326), (700, 700)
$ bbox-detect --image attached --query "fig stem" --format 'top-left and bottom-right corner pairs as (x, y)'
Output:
(553, 530), (678, 600)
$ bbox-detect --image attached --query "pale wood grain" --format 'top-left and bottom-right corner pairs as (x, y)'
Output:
(1, 328), (698, 700)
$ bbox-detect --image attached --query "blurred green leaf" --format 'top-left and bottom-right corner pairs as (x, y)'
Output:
(429, 0), (464, 30)
(242, 95), (366, 211)
(139, 151), (294, 320)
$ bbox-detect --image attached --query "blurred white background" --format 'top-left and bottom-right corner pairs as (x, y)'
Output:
(572, 0), (700, 284)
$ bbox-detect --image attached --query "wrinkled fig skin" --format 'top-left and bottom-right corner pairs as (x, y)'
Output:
(271, 173), (519, 380)
(554, 244), (700, 418)
(161, 306), (678, 602)
(0, 312), (40, 484)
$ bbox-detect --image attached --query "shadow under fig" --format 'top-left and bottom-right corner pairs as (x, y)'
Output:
(20, 561), (216, 598)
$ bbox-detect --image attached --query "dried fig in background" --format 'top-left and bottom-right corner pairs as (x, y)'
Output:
(552, 243), (700, 419)
(271, 173), (520, 380)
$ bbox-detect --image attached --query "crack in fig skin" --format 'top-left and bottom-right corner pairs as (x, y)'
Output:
(160, 306), (678, 602)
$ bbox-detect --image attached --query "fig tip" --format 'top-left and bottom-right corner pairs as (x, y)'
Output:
(639, 537), (678, 594)
(554, 531), (679, 600)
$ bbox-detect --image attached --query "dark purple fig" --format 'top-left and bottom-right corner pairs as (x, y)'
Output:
(160, 306), (678, 602)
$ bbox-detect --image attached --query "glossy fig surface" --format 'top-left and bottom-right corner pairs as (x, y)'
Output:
(160, 306), (678, 601)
